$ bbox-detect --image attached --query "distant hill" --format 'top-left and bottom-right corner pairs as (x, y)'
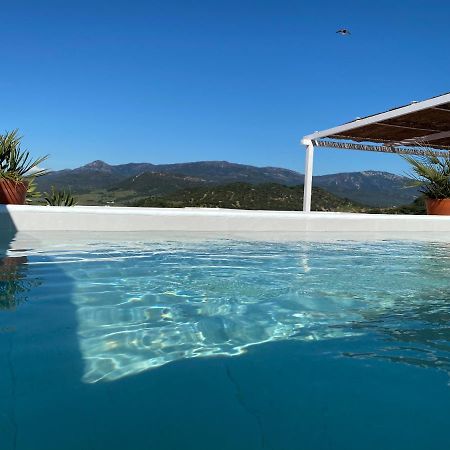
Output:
(36, 160), (156, 193)
(151, 161), (305, 186)
(133, 182), (362, 212)
(314, 171), (418, 207)
(111, 171), (207, 196)
(37, 160), (419, 207)
(38, 160), (304, 193)
(374, 196), (426, 215)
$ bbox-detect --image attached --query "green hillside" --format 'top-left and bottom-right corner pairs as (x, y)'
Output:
(37, 160), (419, 208)
(110, 171), (207, 196)
(371, 197), (426, 215)
(132, 182), (363, 212)
(314, 171), (418, 207)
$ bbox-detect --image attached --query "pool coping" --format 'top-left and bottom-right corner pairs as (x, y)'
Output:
(2, 204), (450, 233)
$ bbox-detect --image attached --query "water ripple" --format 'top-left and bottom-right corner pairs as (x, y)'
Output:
(3, 238), (450, 384)
(56, 239), (450, 383)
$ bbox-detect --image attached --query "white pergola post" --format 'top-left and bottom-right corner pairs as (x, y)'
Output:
(302, 139), (314, 212)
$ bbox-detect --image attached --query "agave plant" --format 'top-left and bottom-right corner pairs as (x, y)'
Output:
(403, 153), (450, 199)
(25, 178), (41, 203)
(44, 187), (77, 206)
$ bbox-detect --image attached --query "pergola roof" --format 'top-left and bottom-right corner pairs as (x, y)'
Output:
(304, 92), (450, 150)
(300, 91), (450, 212)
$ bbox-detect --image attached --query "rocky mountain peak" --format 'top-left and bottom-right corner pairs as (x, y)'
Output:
(78, 160), (114, 173)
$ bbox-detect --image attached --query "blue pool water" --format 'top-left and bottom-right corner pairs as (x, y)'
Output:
(1, 234), (449, 450)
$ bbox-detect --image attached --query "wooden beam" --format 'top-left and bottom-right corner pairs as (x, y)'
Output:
(373, 122), (439, 133)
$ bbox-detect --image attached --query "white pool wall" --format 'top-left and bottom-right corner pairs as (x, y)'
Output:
(2, 204), (450, 233)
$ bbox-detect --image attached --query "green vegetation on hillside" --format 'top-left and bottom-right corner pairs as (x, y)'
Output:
(314, 171), (418, 207)
(37, 160), (419, 208)
(110, 171), (206, 196)
(132, 182), (363, 212)
(369, 196), (426, 215)
(34, 160), (425, 212)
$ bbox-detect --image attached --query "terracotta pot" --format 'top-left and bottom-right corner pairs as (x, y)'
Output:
(0, 179), (29, 205)
(425, 198), (450, 215)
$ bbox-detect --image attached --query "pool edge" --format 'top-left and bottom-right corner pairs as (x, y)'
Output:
(2, 204), (450, 233)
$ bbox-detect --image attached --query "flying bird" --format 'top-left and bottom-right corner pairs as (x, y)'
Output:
(336, 29), (351, 36)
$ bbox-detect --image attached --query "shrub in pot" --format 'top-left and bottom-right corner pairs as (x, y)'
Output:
(0, 130), (48, 204)
(404, 154), (450, 215)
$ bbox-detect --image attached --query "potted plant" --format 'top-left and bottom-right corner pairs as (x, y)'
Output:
(0, 130), (48, 204)
(403, 153), (450, 215)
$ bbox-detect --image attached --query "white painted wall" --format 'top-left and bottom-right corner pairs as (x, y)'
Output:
(2, 204), (450, 234)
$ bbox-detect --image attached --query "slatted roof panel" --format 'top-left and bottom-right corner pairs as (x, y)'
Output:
(304, 92), (450, 150)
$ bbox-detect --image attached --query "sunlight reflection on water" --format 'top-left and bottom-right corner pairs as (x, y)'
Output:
(47, 239), (450, 383)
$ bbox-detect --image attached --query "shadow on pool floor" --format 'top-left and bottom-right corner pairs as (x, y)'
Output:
(1, 333), (450, 450)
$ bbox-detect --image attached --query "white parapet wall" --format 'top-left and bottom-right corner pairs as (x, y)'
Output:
(2, 204), (450, 234)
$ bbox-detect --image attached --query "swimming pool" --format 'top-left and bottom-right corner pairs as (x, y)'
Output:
(1, 232), (449, 450)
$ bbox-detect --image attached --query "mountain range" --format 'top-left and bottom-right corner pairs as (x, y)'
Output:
(36, 160), (419, 208)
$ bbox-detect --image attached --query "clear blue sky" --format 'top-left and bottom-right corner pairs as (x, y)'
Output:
(1, 0), (449, 175)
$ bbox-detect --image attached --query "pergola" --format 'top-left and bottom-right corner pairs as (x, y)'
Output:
(301, 92), (450, 212)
